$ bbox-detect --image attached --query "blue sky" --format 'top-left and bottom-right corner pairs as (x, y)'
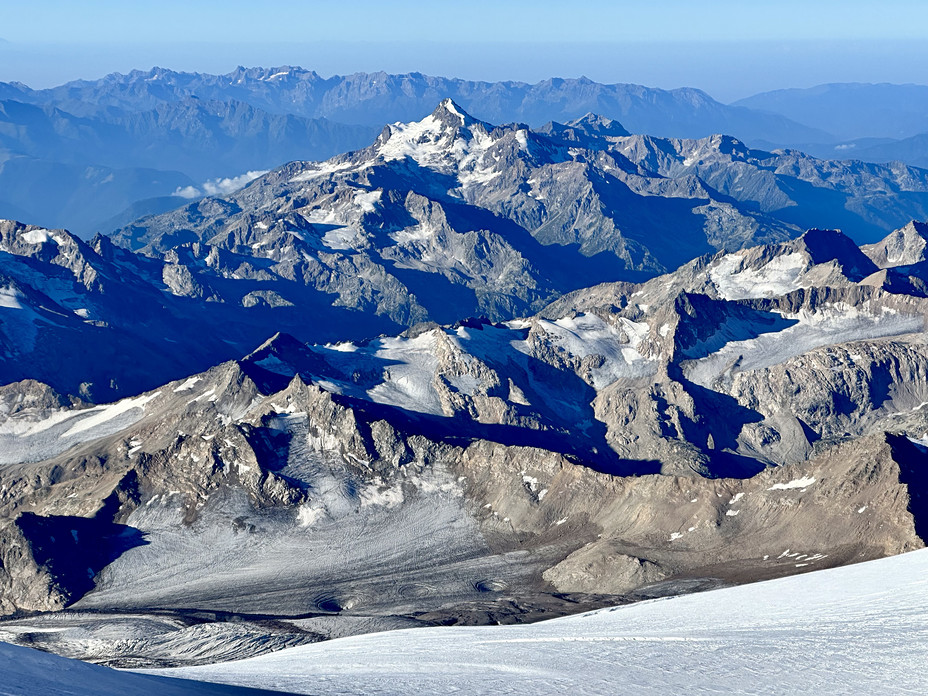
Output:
(2, 1), (928, 100)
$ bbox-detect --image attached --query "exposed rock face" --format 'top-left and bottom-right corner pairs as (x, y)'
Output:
(5, 100), (928, 402)
(862, 220), (928, 268)
(2, 225), (928, 667)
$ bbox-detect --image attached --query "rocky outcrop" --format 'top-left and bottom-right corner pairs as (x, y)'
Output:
(3, 221), (928, 666)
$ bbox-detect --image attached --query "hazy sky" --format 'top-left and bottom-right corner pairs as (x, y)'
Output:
(3, 0), (928, 101)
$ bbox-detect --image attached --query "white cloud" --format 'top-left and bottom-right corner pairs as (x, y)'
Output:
(172, 185), (202, 199)
(172, 170), (268, 200)
(202, 170), (268, 196)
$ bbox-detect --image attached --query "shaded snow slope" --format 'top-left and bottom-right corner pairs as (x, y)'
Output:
(155, 548), (928, 695)
(0, 640), (294, 696)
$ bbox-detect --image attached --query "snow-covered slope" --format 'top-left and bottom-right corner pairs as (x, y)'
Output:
(154, 548), (928, 695)
(4, 223), (928, 669)
(0, 639), (291, 696)
(111, 99), (928, 334)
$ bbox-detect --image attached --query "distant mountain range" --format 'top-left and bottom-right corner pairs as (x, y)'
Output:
(737, 83), (928, 168)
(734, 83), (928, 141)
(4, 66), (828, 143)
(0, 96), (376, 235)
(4, 69), (928, 239)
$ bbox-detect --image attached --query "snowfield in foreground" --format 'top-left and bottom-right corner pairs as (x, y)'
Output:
(0, 641), (283, 696)
(148, 548), (928, 695)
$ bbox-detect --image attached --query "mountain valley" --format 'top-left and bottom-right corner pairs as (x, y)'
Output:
(1, 214), (928, 667)
(2, 66), (928, 692)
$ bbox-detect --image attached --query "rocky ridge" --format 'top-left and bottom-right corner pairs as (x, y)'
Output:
(1, 224), (927, 666)
(7, 101), (928, 401)
(110, 101), (928, 332)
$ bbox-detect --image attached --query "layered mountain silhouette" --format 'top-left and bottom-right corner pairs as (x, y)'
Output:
(7, 101), (928, 400)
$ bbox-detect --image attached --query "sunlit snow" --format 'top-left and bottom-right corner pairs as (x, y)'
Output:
(152, 549), (928, 695)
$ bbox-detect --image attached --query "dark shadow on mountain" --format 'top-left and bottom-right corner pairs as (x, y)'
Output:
(239, 421), (292, 474)
(383, 265), (483, 324)
(888, 433), (928, 543)
(243, 326), (660, 475)
(15, 512), (149, 605)
(586, 169), (716, 271)
(340, 392), (662, 476)
(368, 162), (650, 291)
(441, 195), (644, 290)
(772, 177), (886, 244)
(366, 160), (462, 203)
(674, 293), (800, 360)
(669, 367), (768, 478)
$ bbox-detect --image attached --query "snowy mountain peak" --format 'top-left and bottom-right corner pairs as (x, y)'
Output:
(1, 219), (80, 258)
(371, 100), (500, 173)
(703, 227), (879, 301)
(431, 97), (475, 128)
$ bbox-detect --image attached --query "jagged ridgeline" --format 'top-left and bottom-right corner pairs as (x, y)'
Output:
(2, 205), (928, 666)
(6, 100), (928, 401)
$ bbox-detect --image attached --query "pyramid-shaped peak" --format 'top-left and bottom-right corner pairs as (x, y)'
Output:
(568, 113), (630, 137)
(862, 219), (928, 269)
(900, 220), (928, 238)
(430, 98), (479, 128)
(789, 228), (877, 279)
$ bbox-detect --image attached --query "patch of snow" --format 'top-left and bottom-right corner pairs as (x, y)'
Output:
(447, 374), (481, 396)
(297, 504), (325, 527)
(391, 221), (439, 244)
(62, 392), (160, 438)
(683, 301), (923, 388)
(291, 160), (360, 182)
(21, 228), (53, 245)
(710, 252), (808, 300)
(360, 484), (405, 509)
(768, 476), (816, 491)
(321, 226), (366, 251)
(172, 377), (202, 393)
(0, 285), (25, 310)
(519, 313), (655, 389)
(353, 189), (382, 213)
(321, 331), (445, 416)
